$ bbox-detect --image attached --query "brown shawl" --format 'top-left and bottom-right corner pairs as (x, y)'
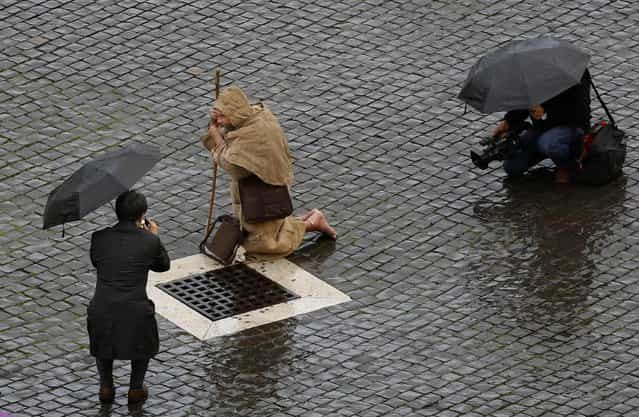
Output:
(215, 86), (293, 186)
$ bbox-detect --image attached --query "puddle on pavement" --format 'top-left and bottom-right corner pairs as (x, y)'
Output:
(287, 235), (337, 276)
(204, 320), (303, 413)
(194, 239), (338, 411)
(466, 168), (627, 326)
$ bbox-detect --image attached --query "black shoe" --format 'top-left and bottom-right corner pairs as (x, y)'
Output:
(99, 386), (115, 403)
(127, 384), (148, 404)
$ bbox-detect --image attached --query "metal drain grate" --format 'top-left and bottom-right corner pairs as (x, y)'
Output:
(157, 264), (298, 322)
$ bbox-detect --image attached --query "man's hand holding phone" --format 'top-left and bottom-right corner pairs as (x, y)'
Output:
(142, 218), (159, 236)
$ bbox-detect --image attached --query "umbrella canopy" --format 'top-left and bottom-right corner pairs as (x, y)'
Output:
(43, 142), (161, 229)
(458, 37), (590, 113)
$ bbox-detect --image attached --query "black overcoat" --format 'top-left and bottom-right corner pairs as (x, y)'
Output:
(87, 221), (170, 360)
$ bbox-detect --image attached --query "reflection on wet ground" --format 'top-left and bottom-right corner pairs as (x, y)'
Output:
(189, 239), (339, 414)
(468, 168), (627, 327)
(204, 320), (301, 415)
(93, 402), (146, 417)
(3, 0), (639, 415)
(288, 235), (338, 276)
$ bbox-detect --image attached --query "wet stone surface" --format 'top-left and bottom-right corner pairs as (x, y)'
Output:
(2, 0), (639, 416)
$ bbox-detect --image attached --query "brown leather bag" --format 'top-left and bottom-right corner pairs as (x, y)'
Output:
(238, 175), (293, 223)
(200, 152), (245, 265)
(200, 215), (246, 265)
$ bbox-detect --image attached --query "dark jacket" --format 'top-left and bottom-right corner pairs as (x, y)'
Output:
(87, 221), (170, 360)
(505, 70), (592, 133)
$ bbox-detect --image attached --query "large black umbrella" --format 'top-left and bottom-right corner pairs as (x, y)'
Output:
(458, 37), (590, 113)
(43, 143), (161, 230)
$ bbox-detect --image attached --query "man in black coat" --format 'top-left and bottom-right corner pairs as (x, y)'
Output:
(87, 190), (170, 404)
(493, 69), (592, 183)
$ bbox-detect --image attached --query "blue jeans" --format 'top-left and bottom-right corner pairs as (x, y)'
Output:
(503, 126), (583, 177)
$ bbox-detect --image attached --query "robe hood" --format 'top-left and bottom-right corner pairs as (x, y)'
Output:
(214, 86), (252, 127)
(217, 86), (293, 186)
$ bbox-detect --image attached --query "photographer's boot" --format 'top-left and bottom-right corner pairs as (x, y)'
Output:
(554, 167), (571, 184)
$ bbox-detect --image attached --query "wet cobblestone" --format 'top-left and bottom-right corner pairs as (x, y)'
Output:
(2, 0), (639, 416)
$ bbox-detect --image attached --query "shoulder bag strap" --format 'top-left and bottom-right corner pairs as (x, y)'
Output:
(589, 77), (616, 127)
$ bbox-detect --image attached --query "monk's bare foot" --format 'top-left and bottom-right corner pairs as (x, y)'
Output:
(300, 209), (318, 221)
(306, 209), (337, 240)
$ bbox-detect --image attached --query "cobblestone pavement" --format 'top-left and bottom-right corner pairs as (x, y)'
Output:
(2, 0), (639, 416)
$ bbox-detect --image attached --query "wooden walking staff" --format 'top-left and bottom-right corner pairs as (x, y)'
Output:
(204, 68), (221, 236)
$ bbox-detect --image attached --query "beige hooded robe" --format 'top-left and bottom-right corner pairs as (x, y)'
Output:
(201, 86), (305, 260)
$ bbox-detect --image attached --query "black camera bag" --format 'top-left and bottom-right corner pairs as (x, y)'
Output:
(574, 122), (626, 185)
(573, 75), (626, 186)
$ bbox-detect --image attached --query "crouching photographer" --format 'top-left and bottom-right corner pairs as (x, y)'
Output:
(473, 70), (592, 184)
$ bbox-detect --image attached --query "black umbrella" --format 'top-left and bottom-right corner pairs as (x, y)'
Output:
(43, 142), (161, 231)
(458, 37), (590, 113)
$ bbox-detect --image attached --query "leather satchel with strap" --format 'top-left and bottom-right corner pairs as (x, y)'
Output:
(199, 161), (246, 265)
(200, 212), (245, 265)
(238, 174), (293, 224)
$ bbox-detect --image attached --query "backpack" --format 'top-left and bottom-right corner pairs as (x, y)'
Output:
(574, 121), (626, 185)
(573, 74), (626, 186)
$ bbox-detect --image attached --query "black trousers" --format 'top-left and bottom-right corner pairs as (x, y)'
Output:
(96, 357), (149, 389)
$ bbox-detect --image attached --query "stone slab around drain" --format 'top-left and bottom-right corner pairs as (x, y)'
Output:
(157, 263), (299, 322)
(147, 254), (351, 340)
